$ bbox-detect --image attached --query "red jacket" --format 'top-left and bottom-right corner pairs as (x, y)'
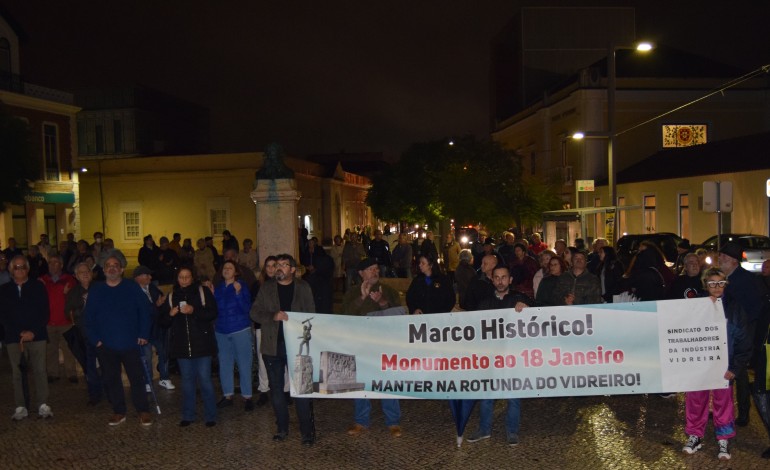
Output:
(40, 273), (76, 326)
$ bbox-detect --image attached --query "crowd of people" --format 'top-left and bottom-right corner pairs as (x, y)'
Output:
(0, 228), (769, 459)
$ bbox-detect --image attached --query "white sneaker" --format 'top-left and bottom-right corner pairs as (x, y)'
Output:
(717, 439), (731, 460)
(11, 407), (28, 421)
(38, 404), (53, 419)
(158, 380), (175, 390)
(145, 384), (152, 393)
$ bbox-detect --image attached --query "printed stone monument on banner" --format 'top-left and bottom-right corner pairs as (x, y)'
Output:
(292, 318), (314, 395)
(317, 351), (365, 394)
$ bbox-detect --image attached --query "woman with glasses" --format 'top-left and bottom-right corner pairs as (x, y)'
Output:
(681, 267), (751, 461)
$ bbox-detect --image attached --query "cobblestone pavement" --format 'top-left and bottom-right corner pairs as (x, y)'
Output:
(1, 348), (768, 470)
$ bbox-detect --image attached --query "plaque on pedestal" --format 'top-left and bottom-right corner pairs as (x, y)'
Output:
(317, 351), (365, 394)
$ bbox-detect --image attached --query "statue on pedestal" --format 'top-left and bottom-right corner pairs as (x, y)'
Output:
(255, 143), (294, 180)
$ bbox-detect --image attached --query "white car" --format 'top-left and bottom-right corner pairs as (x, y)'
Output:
(698, 234), (770, 273)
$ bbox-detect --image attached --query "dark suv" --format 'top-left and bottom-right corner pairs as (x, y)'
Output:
(615, 233), (683, 269)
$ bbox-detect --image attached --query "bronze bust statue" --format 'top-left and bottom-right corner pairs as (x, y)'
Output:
(255, 143), (294, 180)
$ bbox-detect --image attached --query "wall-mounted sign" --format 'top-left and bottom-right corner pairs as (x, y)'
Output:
(662, 124), (708, 147)
(23, 191), (75, 204)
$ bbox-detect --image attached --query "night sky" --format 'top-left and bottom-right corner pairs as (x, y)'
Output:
(2, 0), (768, 160)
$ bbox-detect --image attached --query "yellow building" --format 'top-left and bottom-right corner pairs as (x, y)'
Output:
(541, 132), (770, 247)
(77, 152), (372, 264)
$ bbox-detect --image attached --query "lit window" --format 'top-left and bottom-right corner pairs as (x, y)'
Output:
(124, 211), (140, 240)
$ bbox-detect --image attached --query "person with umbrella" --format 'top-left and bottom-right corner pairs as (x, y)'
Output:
(0, 255), (53, 420)
(466, 263), (534, 446)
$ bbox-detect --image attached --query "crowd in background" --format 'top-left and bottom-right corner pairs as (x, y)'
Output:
(1, 226), (769, 458)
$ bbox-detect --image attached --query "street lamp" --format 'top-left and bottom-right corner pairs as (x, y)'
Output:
(608, 42), (653, 208)
(573, 41), (653, 242)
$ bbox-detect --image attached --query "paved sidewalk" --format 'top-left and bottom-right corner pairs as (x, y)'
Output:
(1, 346), (768, 469)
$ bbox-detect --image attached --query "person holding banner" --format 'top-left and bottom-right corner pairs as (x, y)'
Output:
(341, 257), (404, 438)
(682, 267), (751, 461)
(250, 253), (316, 446)
(467, 264), (534, 446)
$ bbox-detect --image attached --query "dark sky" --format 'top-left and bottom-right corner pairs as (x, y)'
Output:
(2, 1), (769, 160)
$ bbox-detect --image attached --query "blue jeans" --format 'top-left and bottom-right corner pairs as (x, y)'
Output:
(478, 399), (520, 435)
(216, 328), (253, 398)
(263, 354), (314, 437)
(354, 399), (400, 427)
(178, 356), (217, 422)
(97, 346), (149, 415)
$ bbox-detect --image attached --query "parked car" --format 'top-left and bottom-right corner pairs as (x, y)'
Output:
(697, 234), (770, 273)
(615, 233), (683, 269)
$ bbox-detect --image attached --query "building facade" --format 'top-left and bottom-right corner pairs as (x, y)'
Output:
(77, 152), (372, 265)
(491, 8), (770, 244)
(0, 14), (81, 251)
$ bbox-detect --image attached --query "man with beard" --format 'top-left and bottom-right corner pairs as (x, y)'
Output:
(250, 254), (316, 446)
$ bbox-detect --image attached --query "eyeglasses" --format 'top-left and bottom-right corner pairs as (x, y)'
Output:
(12, 265), (28, 270)
(276, 262), (292, 268)
(706, 280), (728, 288)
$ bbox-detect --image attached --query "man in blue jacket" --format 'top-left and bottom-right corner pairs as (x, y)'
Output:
(84, 256), (153, 426)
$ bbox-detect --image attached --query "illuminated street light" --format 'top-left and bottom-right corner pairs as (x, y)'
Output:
(570, 41), (652, 242)
(636, 42), (653, 52)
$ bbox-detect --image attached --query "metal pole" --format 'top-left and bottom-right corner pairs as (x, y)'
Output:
(607, 43), (617, 243)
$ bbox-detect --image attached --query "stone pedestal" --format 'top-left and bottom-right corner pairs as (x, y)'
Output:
(293, 355), (314, 395)
(317, 351), (365, 394)
(251, 178), (301, 261)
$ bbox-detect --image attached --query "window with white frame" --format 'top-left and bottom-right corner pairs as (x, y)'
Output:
(207, 198), (230, 237)
(120, 202), (142, 241)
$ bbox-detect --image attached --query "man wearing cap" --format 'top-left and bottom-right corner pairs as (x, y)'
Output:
(340, 258), (403, 438)
(133, 266), (173, 390)
(719, 241), (764, 426)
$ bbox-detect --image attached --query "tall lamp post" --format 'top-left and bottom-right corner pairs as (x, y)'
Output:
(573, 41), (652, 243)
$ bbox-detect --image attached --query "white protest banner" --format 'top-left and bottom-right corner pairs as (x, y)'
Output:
(283, 298), (729, 399)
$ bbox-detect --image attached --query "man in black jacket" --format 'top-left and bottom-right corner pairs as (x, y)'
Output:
(460, 254), (498, 311)
(467, 264), (533, 446)
(0, 255), (52, 420)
